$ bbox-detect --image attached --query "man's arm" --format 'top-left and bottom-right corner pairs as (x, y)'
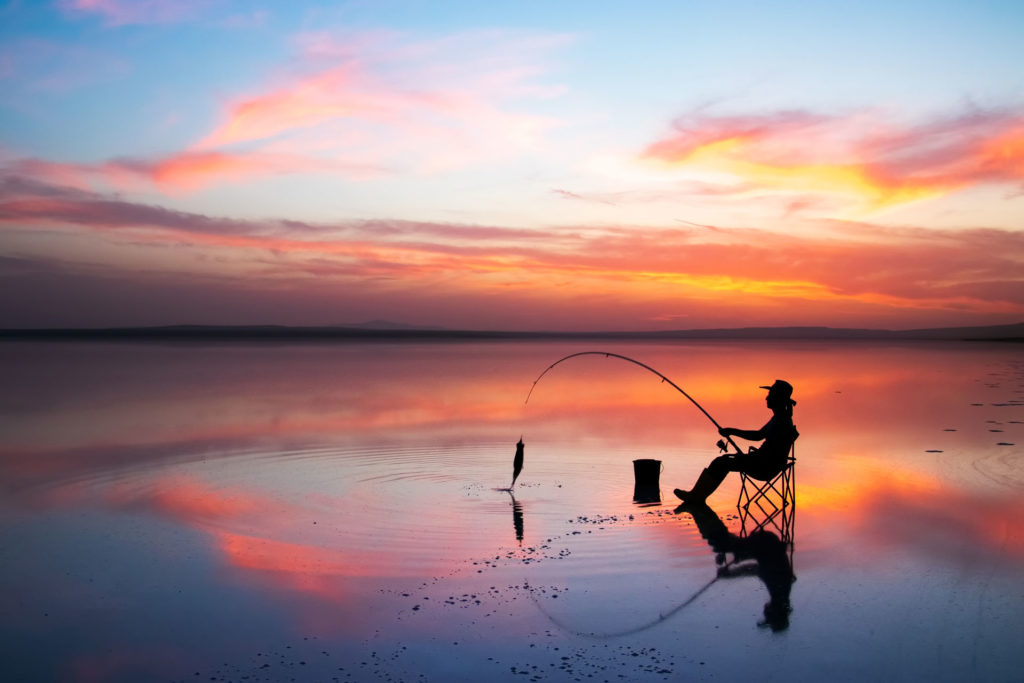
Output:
(719, 422), (768, 442)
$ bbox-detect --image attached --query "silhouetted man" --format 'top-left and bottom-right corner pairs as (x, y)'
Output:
(674, 380), (798, 504)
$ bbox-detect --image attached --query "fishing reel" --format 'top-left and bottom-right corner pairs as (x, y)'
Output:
(716, 439), (728, 453)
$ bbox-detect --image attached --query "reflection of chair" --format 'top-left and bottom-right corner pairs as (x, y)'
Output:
(737, 448), (795, 542)
(737, 450), (796, 577)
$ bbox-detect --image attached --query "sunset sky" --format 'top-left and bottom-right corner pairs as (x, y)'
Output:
(1, 0), (1022, 330)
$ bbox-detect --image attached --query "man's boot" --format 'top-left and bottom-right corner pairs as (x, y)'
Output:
(674, 466), (728, 504)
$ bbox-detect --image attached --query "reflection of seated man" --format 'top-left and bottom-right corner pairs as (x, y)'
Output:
(680, 502), (794, 631)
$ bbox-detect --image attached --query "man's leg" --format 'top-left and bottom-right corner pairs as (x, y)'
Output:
(674, 455), (736, 503)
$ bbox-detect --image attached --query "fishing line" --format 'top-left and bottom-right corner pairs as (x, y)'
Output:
(524, 351), (742, 455)
(527, 560), (737, 639)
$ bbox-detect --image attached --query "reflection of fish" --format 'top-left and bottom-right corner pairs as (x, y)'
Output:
(509, 491), (524, 544)
(511, 437), (524, 488)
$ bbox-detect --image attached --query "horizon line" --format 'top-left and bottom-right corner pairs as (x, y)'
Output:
(1, 321), (1022, 342)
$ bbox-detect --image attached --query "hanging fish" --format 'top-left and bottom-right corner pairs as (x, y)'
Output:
(510, 436), (524, 488)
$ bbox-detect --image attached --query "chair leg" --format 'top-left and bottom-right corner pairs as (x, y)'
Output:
(738, 461), (795, 515)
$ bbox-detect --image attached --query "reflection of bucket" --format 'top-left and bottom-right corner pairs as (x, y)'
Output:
(633, 459), (662, 487)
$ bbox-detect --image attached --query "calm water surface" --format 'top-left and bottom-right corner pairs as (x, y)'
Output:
(1, 340), (1022, 682)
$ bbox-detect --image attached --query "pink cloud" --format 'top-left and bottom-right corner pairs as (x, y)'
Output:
(6, 149), (382, 192)
(4, 30), (561, 192)
(135, 149), (383, 189)
(3, 29), (563, 192)
(193, 29), (562, 174)
(197, 65), (363, 148)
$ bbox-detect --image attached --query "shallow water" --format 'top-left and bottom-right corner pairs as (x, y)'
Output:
(1, 340), (1022, 682)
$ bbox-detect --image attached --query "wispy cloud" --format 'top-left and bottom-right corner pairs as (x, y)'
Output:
(5, 27), (566, 191)
(552, 187), (617, 205)
(0, 173), (563, 243)
(58, 0), (217, 26)
(642, 108), (1024, 209)
(196, 65), (364, 149)
(7, 150), (384, 192)
(0, 38), (129, 96)
(192, 29), (565, 175)
(2, 175), (1021, 328)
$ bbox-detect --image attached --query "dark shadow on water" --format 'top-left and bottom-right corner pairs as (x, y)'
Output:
(528, 493), (796, 639)
(675, 501), (795, 631)
(509, 490), (524, 545)
(490, 488), (525, 545)
(632, 483), (661, 506)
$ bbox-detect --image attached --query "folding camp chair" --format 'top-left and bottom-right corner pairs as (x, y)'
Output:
(737, 445), (795, 542)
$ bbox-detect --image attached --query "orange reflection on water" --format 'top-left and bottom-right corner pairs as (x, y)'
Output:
(2, 341), (1021, 606)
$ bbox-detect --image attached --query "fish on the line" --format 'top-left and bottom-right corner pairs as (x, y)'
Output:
(510, 436), (524, 489)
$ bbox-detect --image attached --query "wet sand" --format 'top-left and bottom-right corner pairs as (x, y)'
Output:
(0, 341), (1021, 681)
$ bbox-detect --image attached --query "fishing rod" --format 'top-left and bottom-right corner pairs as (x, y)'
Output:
(525, 351), (742, 455)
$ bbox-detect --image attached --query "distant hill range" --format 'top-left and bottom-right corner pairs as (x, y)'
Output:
(1, 321), (1021, 341)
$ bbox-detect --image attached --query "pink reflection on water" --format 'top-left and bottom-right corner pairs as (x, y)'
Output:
(0, 340), (1022, 682)
(1, 341), (1021, 627)
(857, 482), (1024, 563)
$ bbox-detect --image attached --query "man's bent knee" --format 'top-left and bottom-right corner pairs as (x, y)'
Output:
(709, 455), (734, 473)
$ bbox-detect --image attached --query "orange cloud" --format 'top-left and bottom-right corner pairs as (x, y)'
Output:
(978, 124), (1024, 178)
(642, 109), (1024, 209)
(3, 173), (1023, 329)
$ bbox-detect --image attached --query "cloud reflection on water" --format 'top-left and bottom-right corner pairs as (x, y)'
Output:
(2, 340), (1021, 537)
(0, 340), (1022, 681)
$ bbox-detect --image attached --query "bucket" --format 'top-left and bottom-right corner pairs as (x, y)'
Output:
(633, 459), (662, 487)
(632, 459), (662, 505)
